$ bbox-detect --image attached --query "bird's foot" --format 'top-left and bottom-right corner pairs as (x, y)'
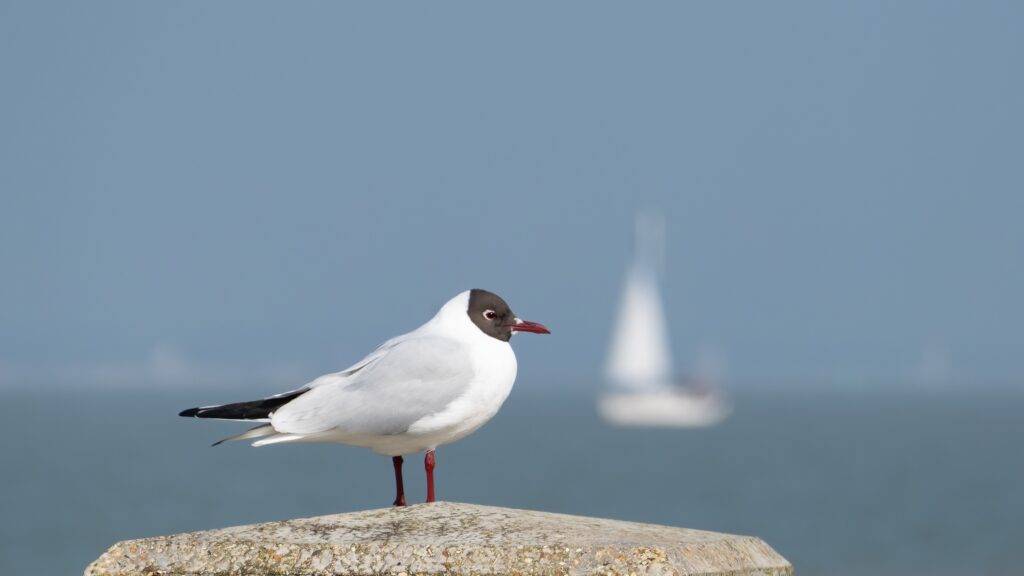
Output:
(424, 450), (436, 503)
(392, 455), (406, 507)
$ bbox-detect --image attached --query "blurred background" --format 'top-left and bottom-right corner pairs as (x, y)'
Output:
(2, 2), (1022, 575)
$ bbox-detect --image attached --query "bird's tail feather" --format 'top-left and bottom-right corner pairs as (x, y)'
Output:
(252, 433), (309, 447)
(212, 424), (276, 447)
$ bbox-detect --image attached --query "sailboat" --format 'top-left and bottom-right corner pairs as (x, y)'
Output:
(598, 214), (731, 428)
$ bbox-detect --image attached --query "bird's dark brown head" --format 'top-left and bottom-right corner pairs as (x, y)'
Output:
(467, 288), (550, 342)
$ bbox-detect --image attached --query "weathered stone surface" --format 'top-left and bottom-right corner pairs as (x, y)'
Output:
(85, 501), (791, 576)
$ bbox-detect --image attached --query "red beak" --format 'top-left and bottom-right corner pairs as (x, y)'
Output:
(512, 319), (551, 334)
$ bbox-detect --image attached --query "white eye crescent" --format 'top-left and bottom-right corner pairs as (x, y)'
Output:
(483, 310), (497, 320)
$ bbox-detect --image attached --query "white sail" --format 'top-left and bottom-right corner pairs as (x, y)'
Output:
(605, 266), (673, 391)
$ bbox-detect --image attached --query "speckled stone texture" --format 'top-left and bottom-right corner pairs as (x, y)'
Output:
(85, 501), (792, 576)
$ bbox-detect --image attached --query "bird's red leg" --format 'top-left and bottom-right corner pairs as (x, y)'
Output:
(424, 450), (436, 503)
(392, 456), (406, 507)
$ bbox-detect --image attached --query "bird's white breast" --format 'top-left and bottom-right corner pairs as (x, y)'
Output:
(403, 336), (517, 448)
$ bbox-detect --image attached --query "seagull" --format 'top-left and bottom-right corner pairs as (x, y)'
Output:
(179, 289), (550, 506)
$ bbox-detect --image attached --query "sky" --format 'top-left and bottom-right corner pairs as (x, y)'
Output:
(1, 2), (1022, 392)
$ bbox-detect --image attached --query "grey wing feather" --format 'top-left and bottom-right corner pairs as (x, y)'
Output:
(270, 336), (474, 435)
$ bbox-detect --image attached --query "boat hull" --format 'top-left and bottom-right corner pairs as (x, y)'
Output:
(598, 390), (731, 428)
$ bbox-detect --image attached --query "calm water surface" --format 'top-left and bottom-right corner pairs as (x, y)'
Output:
(1, 386), (1020, 575)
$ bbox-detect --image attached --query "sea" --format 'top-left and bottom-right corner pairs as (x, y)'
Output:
(2, 385), (1021, 576)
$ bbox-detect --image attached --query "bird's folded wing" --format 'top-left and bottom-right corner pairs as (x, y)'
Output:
(291, 331), (414, 393)
(270, 336), (475, 436)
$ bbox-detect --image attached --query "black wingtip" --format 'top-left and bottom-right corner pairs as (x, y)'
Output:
(210, 439), (225, 447)
(179, 407), (201, 417)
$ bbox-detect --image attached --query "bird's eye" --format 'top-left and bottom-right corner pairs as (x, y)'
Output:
(483, 310), (497, 320)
